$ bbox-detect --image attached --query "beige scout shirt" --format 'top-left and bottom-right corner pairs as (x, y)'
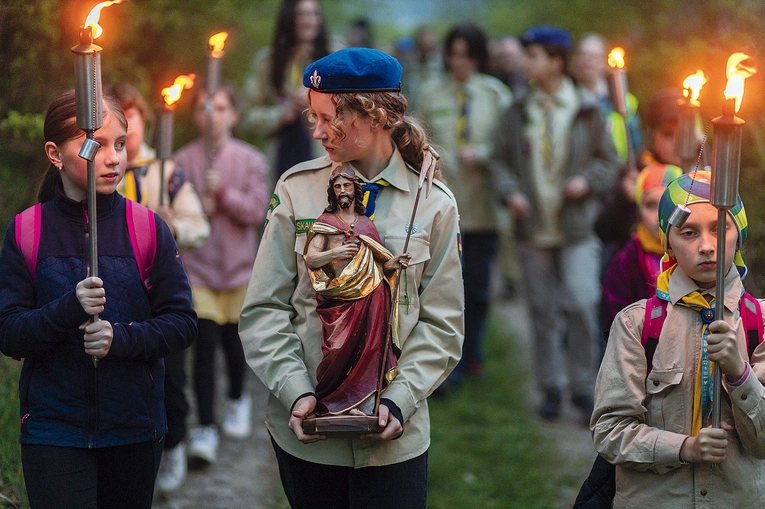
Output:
(239, 147), (464, 468)
(524, 78), (580, 248)
(127, 143), (210, 249)
(418, 72), (512, 233)
(593, 266), (765, 508)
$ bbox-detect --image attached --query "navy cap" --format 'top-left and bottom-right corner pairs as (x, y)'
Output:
(520, 26), (572, 50)
(303, 48), (403, 93)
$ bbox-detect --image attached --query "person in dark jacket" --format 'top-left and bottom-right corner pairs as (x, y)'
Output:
(0, 91), (197, 509)
(488, 26), (620, 423)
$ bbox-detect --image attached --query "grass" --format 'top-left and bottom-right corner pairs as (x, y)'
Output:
(0, 357), (25, 508)
(268, 310), (567, 509)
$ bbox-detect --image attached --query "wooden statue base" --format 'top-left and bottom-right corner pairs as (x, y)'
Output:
(302, 414), (382, 437)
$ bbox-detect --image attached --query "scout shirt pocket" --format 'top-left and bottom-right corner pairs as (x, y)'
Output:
(644, 367), (684, 432)
(294, 234), (316, 300)
(384, 235), (431, 308)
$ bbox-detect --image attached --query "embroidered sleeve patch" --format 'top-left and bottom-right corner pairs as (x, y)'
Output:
(269, 194), (280, 212)
(295, 219), (315, 234)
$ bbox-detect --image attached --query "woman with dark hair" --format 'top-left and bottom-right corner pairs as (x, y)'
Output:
(0, 90), (196, 508)
(418, 22), (512, 391)
(241, 0), (330, 180)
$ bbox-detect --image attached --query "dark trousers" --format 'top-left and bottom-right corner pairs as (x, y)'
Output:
(271, 437), (428, 509)
(455, 233), (498, 375)
(164, 348), (189, 448)
(22, 440), (163, 509)
(194, 318), (246, 426)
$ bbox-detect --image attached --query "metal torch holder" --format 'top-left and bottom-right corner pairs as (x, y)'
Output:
(72, 26), (104, 368)
(677, 99), (700, 173)
(154, 104), (176, 207)
(607, 68), (637, 172)
(709, 103), (744, 428)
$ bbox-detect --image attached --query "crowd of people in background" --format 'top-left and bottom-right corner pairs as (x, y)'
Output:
(3, 0), (765, 507)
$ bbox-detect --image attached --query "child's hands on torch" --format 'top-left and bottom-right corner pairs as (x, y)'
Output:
(707, 319), (747, 380)
(76, 277), (105, 315)
(80, 319), (113, 358)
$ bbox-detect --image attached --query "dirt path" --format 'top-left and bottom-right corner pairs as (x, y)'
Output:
(152, 375), (281, 509)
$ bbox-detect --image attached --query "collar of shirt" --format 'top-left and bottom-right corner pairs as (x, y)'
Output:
(346, 142), (412, 193)
(667, 263), (742, 314)
(529, 76), (578, 111)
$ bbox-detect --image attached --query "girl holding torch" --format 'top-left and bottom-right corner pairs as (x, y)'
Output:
(0, 91), (196, 508)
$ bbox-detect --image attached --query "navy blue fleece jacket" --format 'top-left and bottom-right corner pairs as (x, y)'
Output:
(0, 189), (197, 448)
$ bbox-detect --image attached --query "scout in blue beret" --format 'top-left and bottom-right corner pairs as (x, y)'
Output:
(303, 47), (403, 93)
(239, 44), (462, 509)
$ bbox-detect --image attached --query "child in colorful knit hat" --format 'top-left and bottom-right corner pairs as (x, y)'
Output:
(600, 163), (682, 341)
(592, 170), (765, 506)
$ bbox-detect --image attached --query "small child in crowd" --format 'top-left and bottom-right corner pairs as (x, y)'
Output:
(173, 82), (271, 467)
(600, 163), (682, 342)
(592, 170), (765, 506)
(0, 91), (197, 508)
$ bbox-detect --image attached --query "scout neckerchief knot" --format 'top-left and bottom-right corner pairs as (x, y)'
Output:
(656, 169), (749, 436)
(361, 179), (389, 220)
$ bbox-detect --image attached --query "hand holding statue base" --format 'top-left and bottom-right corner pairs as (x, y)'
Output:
(302, 414), (383, 437)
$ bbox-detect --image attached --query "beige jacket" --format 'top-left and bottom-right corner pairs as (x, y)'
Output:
(122, 143), (210, 249)
(418, 72), (512, 233)
(239, 148), (464, 467)
(593, 266), (765, 507)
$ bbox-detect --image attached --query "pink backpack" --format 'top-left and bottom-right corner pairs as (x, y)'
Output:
(641, 293), (763, 373)
(14, 200), (157, 291)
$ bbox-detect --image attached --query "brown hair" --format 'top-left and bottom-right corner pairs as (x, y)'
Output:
(103, 82), (151, 122)
(306, 90), (440, 177)
(37, 91), (128, 203)
(325, 165), (365, 215)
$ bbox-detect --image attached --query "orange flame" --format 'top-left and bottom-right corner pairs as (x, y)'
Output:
(162, 74), (196, 106)
(723, 52), (756, 113)
(608, 47), (625, 69)
(208, 32), (228, 58)
(84, 0), (124, 39)
(682, 70), (707, 106)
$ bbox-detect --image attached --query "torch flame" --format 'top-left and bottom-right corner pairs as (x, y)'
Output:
(209, 32), (228, 58)
(608, 47), (625, 69)
(723, 52), (756, 113)
(162, 74), (197, 106)
(682, 70), (707, 106)
(84, 0), (124, 39)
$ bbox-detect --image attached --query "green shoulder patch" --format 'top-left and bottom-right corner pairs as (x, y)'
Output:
(295, 218), (315, 234)
(269, 194), (280, 212)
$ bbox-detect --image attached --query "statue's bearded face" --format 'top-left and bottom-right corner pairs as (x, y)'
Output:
(333, 176), (355, 209)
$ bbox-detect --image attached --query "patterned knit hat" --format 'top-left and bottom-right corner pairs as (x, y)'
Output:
(658, 170), (748, 278)
(635, 163), (683, 204)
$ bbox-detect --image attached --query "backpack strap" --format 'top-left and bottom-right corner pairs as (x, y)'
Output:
(740, 291), (763, 359)
(125, 199), (157, 291)
(14, 203), (42, 281)
(641, 295), (666, 374)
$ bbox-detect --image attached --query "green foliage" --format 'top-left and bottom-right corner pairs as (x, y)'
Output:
(0, 358), (24, 508)
(426, 315), (561, 508)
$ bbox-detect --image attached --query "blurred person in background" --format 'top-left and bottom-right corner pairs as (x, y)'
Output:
(106, 82), (210, 495)
(241, 0), (330, 181)
(418, 21), (512, 393)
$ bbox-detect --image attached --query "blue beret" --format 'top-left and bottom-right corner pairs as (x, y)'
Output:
(520, 26), (572, 51)
(303, 48), (403, 93)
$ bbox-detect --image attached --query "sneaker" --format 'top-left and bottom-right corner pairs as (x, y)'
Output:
(222, 394), (252, 439)
(156, 443), (187, 495)
(188, 425), (219, 468)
